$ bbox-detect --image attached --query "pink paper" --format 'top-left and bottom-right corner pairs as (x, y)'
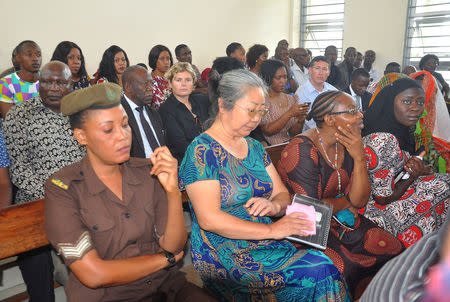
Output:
(286, 203), (316, 235)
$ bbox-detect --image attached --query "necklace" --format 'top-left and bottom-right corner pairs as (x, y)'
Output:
(315, 127), (342, 195)
(279, 94), (289, 108)
(270, 92), (288, 108)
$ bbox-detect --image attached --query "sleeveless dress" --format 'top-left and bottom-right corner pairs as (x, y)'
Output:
(179, 133), (349, 302)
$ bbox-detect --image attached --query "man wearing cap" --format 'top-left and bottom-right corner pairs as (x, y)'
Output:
(3, 61), (85, 301)
(44, 83), (216, 302)
(121, 65), (166, 158)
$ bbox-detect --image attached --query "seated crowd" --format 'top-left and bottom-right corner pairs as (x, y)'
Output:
(0, 39), (449, 302)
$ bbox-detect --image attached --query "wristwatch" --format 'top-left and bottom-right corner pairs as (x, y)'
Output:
(161, 250), (176, 269)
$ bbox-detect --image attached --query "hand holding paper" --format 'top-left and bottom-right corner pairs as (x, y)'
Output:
(286, 203), (317, 235)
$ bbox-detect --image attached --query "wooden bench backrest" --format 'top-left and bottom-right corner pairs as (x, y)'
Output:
(0, 194), (190, 260)
(265, 143), (288, 166)
(0, 199), (48, 259)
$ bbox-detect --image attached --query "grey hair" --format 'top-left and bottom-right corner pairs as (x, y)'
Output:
(218, 69), (268, 111)
(204, 69), (268, 129)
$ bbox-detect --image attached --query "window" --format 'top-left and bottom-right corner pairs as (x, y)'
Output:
(403, 0), (450, 82)
(300, 0), (345, 59)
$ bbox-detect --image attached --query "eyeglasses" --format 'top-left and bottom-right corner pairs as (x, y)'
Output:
(235, 104), (269, 117)
(312, 66), (329, 72)
(328, 108), (363, 116)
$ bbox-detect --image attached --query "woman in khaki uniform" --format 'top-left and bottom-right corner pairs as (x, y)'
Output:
(44, 83), (215, 302)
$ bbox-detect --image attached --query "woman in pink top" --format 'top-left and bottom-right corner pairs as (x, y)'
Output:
(259, 59), (309, 145)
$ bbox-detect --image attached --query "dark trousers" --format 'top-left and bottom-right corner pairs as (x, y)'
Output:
(17, 246), (55, 302)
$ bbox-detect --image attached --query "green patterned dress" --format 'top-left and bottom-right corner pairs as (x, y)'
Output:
(179, 133), (349, 302)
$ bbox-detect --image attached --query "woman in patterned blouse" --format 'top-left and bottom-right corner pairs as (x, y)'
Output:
(259, 59), (309, 145)
(148, 45), (173, 108)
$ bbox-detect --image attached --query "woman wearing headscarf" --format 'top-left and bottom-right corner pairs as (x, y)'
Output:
(410, 70), (450, 173)
(367, 73), (408, 104)
(362, 78), (450, 248)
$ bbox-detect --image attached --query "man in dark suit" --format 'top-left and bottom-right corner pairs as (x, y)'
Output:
(121, 65), (166, 158)
(343, 68), (372, 112)
(336, 46), (357, 90)
(325, 45), (341, 87)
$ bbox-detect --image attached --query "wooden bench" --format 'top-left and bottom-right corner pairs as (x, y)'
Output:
(0, 199), (48, 260)
(265, 142), (288, 166)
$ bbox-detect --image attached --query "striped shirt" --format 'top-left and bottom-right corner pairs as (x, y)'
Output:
(360, 217), (449, 302)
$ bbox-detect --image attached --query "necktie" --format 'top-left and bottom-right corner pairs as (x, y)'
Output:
(355, 95), (362, 111)
(135, 106), (160, 151)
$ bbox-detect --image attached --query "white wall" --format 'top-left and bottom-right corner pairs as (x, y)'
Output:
(0, 0), (291, 75)
(1, 0), (409, 76)
(343, 0), (408, 73)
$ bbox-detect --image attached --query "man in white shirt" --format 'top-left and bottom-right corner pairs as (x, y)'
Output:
(121, 65), (166, 158)
(343, 68), (372, 112)
(295, 56), (337, 130)
(367, 62), (401, 94)
(363, 50), (382, 84)
(291, 48), (310, 87)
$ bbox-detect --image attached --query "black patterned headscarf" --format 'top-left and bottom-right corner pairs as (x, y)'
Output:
(363, 77), (424, 154)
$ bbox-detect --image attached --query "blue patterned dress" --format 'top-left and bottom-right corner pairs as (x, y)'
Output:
(179, 133), (349, 302)
(0, 128), (10, 168)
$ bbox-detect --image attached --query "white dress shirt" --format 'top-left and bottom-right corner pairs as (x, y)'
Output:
(368, 66), (382, 84)
(291, 62), (310, 87)
(349, 85), (362, 110)
(123, 94), (160, 158)
(295, 80), (338, 130)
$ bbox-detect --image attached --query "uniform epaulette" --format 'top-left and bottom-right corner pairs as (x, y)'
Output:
(51, 178), (69, 190)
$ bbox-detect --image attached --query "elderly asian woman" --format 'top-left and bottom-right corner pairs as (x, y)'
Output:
(179, 69), (349, 301)
(158, 62), (209, 162)
(44, 83), (215, 302)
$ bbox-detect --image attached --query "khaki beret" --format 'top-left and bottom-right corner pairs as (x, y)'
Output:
(61, 82), (122, 116)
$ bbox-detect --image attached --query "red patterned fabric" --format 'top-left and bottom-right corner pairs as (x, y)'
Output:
(151, 75), (170, 108)
(363, 132), (450, 248)
(279, 135), (405, 300)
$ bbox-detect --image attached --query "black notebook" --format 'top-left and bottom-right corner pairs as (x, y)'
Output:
(285, 194), (333, 250)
